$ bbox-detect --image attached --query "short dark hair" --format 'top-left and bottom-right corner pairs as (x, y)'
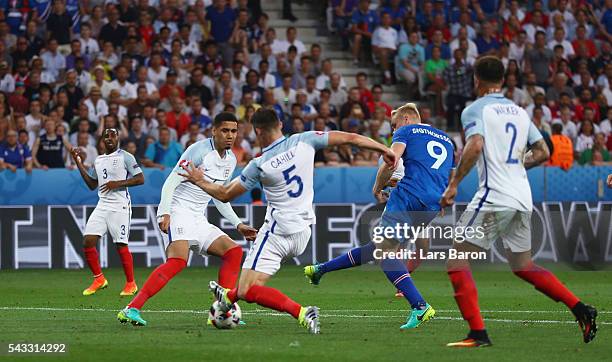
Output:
(213, 112), (238, 127)
(552, 123), (563, 134)
(474, 56), (505, 84)
(251, 108), (279, 130)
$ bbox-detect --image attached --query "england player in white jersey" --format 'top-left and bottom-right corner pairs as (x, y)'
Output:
(178, 108), (396, 334)
(71, 128), (144, 297)
(118, 112), (257, 327)
(440, 56), (597, 348)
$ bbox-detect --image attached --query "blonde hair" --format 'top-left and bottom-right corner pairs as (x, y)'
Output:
(391, 102), (421, 121)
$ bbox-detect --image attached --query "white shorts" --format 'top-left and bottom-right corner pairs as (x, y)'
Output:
(243, 223), (312, 276)
(168, 206), (227, 255)
(84, 207), (130, 244)
(456, 209), (532, 253)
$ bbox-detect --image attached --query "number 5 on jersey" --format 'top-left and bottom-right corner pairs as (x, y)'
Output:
(282, 165), (303, 198)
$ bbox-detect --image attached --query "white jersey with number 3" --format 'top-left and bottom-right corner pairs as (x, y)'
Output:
(239, 132), (329, 235)
(461, 93), (543, 212)
(91, 149), (142, 212)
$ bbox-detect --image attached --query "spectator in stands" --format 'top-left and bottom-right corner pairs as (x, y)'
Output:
(69, 118), (95, 146)
(350, 0), (378, 65)
(166, 98), (191, 138)
(425, 30), (451, 60)
(396, 35), (422, 98)
(548, 123), (574, 170)
(0, 130), (32, 172)
(332, 0), (358, 50)
(142, 127), (182, 169)
(475, 21), (499, 56)
(32, 119), (71, 169)
(575, 119), (596, 154)
(579, 132), (611, 165)
(503, 73), (528, 107)
(552, 106), (578, 143)
(180, 122), (206, 148)
(367, 84), (392, 117)
(274, 73), (296, 115)
(525, 31), (554, 88)
(46, 0), (72, 53)
(68, 131), (99, 170)
(443, 48), (473, 131)
(126, 117), (148, 160)
(205, 0), (237, 66)
(425, 46), (448, 116)
(546, 73), (575, 107)
(372, 12), (398, 85)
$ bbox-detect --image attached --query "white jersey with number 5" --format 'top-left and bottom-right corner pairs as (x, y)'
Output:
(239, 131), (329, 235)
(461, 93), (543, 212)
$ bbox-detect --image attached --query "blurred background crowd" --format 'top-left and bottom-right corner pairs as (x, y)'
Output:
(0, 0), (610, 174)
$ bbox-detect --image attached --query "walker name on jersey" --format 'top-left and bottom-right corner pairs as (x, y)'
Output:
(270, 149), (296, 169)
(492, 105), (521, 116)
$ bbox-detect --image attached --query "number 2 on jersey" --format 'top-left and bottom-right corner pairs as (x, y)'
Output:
(505, 122), (519, 164)
(426, 140), (447, 169)
(282, 165), (303, 198)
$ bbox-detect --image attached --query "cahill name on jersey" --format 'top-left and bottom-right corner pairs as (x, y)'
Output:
(172, 139), (237, 211)
(461, 93), (543, 212)
(91, 149), (142, 211)
(239, 131), (329, 235)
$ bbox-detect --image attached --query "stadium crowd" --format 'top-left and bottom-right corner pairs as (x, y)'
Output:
(0, 0), (611, 174)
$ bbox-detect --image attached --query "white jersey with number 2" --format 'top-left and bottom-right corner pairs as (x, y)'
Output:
(239, 131), (329, 235)
(461, 93), (543, 212)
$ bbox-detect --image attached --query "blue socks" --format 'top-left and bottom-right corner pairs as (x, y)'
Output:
(319, 242), (376, 274)
(380, 258), (426, 309)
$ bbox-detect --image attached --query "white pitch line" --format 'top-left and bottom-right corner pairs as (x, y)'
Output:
(0, 306), (610, 325)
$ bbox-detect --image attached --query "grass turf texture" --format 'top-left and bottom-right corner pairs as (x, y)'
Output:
(0, 266), (610, 361)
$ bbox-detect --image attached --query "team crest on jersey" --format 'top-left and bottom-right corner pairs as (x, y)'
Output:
(112, 159), (118, 167)
(177, 227), (184, 234)
(224, 168), (230, 178)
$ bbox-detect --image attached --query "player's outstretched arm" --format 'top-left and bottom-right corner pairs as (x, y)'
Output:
(440, 134), (484, 208)
(327, 131), (396, 167)
(71, 148), (98, 190)
(524, 139), (550, 170)
(178, 163), (247, 203)
(372, 142), (406, 198)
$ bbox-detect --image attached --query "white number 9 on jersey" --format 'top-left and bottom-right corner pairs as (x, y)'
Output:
(426, 140), (447, 169)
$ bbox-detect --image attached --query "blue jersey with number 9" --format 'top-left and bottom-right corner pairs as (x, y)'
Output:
(391, 124), (455, 209)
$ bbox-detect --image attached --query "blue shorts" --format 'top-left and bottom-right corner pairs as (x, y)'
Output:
(380, 189), (439, 243)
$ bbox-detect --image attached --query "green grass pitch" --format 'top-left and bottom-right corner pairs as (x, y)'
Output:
(0, 266), (610, 361)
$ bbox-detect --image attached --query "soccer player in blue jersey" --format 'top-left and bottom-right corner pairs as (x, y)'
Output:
(178, 108), (396, 334)
(304, 103), (455, 329)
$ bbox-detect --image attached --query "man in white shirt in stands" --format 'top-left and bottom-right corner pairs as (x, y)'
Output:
(372, 12), (398, 85)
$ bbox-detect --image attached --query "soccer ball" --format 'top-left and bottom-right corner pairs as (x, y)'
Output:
(208, 301), (242, 329)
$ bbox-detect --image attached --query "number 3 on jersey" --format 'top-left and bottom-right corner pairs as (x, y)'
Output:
(282, 165), (303, 198)
(426, 140), (447, 169)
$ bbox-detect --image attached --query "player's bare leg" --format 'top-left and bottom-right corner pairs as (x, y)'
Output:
(116, 243), (137, 296)
(446, 240), (492, 347)
(506, 250), (597, 343)
(82, 235), (108, 296)
(118, 240), (189, 326)
(210, 269), (320, 334)
(206, 235), (243, 289)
